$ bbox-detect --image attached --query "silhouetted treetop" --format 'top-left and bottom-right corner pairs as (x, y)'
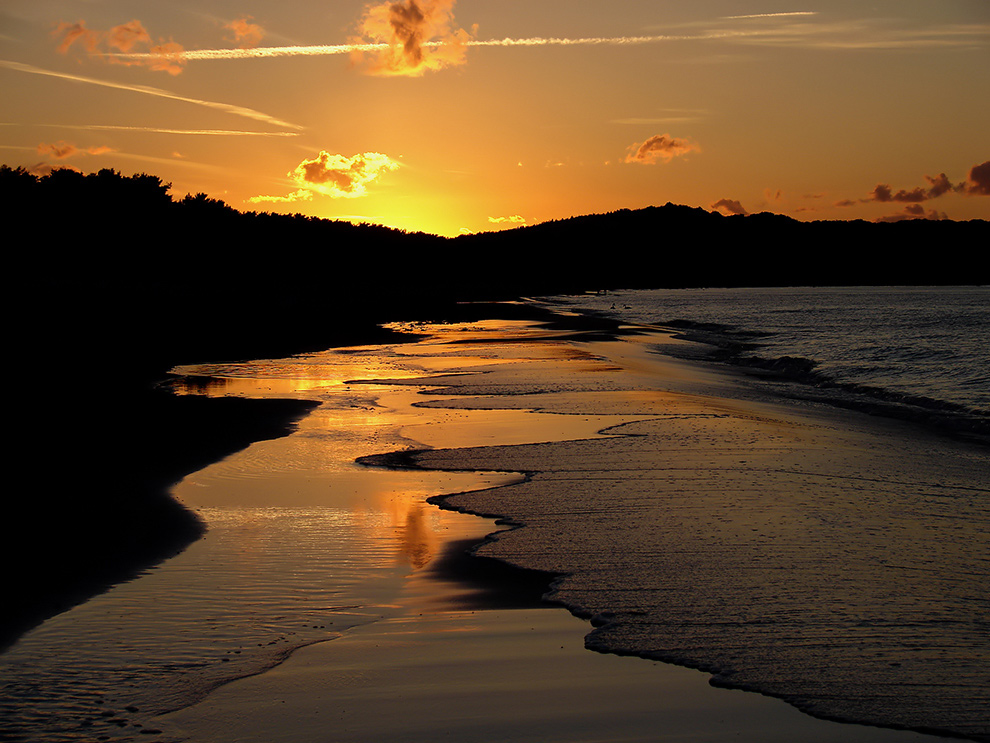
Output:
(4, 165), (987, 297)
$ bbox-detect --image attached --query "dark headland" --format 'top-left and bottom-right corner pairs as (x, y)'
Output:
(3, 164), (988, 650)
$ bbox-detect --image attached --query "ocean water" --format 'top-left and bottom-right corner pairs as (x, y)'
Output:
(401, 289), (990, 741)
(548, 286), (989, 443)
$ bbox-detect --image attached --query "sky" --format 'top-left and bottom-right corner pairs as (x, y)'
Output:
(2, 0), (988, 236)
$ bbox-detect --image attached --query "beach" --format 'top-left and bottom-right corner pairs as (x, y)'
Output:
(2, 302), (986, 742)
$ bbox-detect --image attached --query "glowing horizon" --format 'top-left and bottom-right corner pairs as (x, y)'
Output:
(1, 0), (987, 236)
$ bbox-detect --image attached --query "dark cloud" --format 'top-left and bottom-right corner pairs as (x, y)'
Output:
(875, 204), (949, 222)
(964, 160), (990, 196)
(711, 198), (748, 216)
(865, 161), (990, 205)
(869, 183), (928, 203)
(924, 172), (956, 198)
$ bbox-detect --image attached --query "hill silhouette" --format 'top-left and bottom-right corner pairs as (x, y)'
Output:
(2, 164), (988, 648)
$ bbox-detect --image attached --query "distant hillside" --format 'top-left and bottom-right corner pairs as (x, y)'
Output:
(6, 166), (988, 315)
(455, 204), (989, 289)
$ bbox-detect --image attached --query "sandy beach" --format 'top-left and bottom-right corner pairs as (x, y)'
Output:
(154, 311), (981, 743)
(4, 305), (984, 742)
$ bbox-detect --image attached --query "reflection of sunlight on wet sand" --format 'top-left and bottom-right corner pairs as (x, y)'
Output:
(0, 318), (660, 742)
(172, 320), (653, 566)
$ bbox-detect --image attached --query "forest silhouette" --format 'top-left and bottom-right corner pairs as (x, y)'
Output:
(3, 165), (988, 649)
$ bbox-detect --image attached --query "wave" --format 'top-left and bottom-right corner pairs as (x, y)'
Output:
(658, 319), (990, 446)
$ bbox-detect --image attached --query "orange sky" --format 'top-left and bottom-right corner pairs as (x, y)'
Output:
(2, 0), (988, 236)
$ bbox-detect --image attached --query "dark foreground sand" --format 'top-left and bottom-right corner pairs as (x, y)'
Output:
(157, 314), (969, 743)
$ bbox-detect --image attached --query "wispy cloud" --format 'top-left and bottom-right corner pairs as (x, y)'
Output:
(0, 59), (302, 131)
(248, 189), (313, 204)
(224, 17), (265, 49)
(17, 123), (299, 137)
(54, 19), (186, 75)
(488, 215), (526, 224)
(702, 18), (990, 51)
(721, 12), (817, 20)
(37, 140), (115, 159)
(625, 134), (699, 164)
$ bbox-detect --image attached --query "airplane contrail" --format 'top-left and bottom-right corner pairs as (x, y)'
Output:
(0, 59), (303, 130)
(110, 32), (747, 62)
(722, 11), (817, 20)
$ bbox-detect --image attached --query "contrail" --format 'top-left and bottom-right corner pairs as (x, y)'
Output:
(109, 32), (747, 62)
(722, 11), (817, 20)
(0, 59), (303, 130)
(43, 123), (300, 137)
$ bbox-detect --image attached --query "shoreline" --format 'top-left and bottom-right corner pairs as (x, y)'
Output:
(6, 301), (985, 742)
(396, 321), (989, 742)
(1, 301), (561, 651)
(160, 312), (974, 743)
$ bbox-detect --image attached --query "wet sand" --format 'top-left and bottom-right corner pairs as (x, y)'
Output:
(157, 315), (962, 743)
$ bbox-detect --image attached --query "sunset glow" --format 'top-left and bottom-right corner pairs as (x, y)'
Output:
(2, 0), (987, 235)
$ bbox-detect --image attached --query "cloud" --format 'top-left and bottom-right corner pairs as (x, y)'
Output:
(37, 140), (115, 159)
(722, 12), (818, 20)
(869, 183), (929, 203)
(711, 198), (748, 215)
(34, 123), (298, 137)
(876, 204), (949, 222)
(37, 141), (77, 159)
(54, 19), (186, 75)
(27, 161), (77, 177)
(925, 172), (956, 198)
(702, 17), (990, 51)
(105, 13), (990, 68)
(0, 59), (302, 131)
(53, 22), (102, 55)
(349, 0), (475, 76)
(225, 18), (265, 48)
(488, 215), (526, 224)
(292, 151), (400, 197)
(251, 151), (400, 203)
(107, 20), (153, 52)
(964, 160), (990, 196)
(625, 134), (699, 164)
(865, 162), (990, 204)
(248, 189), (313, 204)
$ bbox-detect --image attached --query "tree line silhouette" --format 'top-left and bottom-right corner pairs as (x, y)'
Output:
(2, 164), (987, 649)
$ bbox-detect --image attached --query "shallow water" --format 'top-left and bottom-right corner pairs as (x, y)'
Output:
(0, 335), (502, 741)
(408, 314), (990, 742)
(0, 322), (642, 742)
(550, 286), (990, 438)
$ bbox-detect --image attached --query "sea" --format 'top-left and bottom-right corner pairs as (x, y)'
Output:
(0, 286), (987, 742)
(548, 285), (989, 445)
